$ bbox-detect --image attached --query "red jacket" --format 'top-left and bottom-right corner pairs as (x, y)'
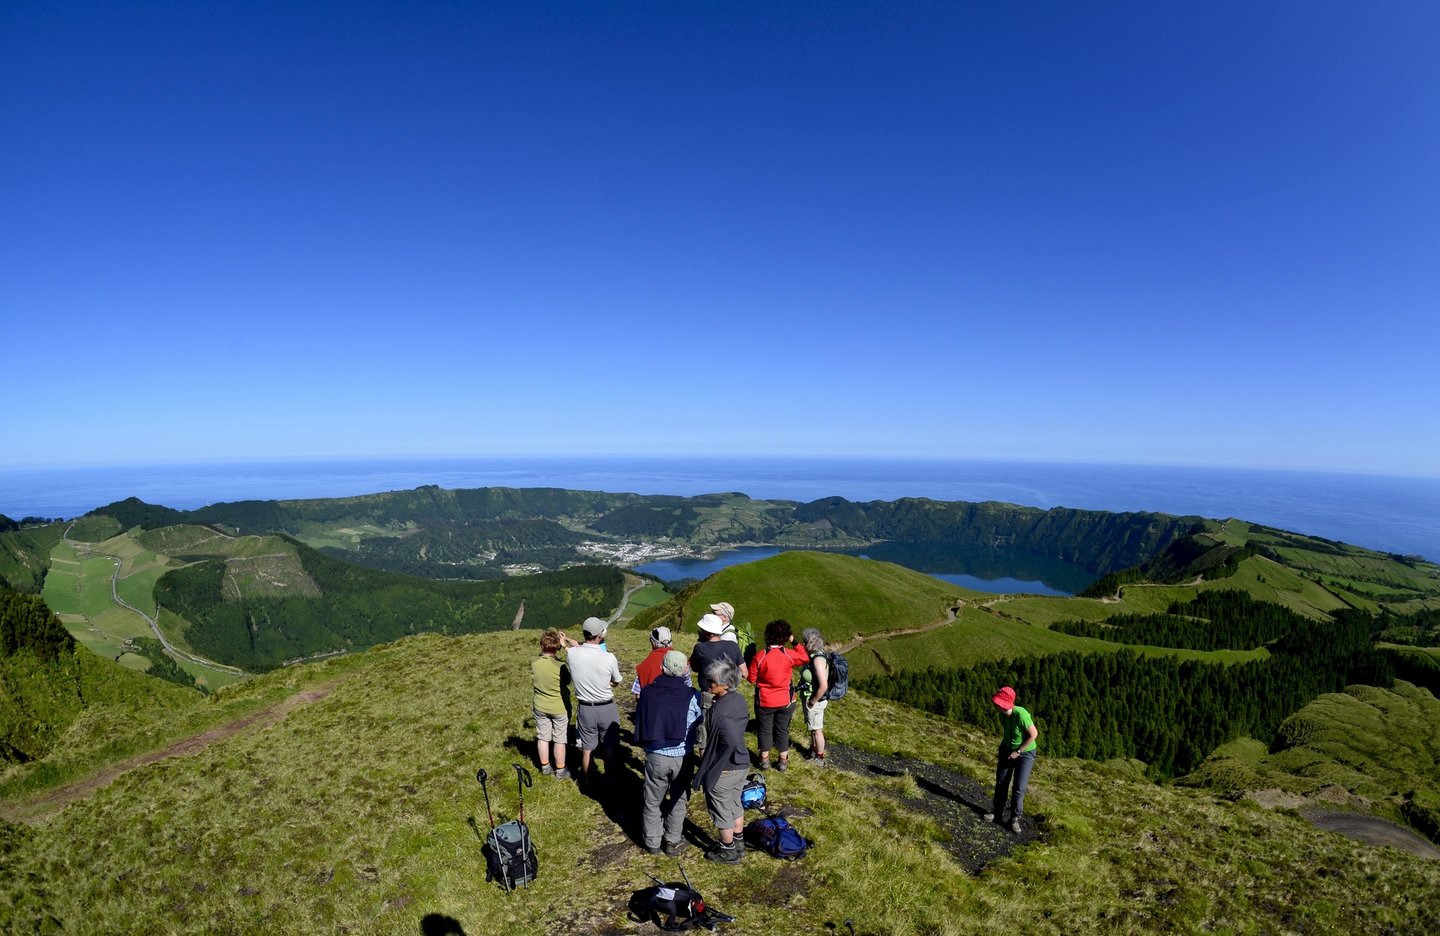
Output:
(747, 644), (810, 709)
(635, 647), (668, 691)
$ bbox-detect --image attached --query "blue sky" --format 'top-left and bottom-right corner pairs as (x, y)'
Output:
(3, 1), (1437, 474)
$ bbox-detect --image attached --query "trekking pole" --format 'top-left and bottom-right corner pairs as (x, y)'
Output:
(476, 768), (496, 830)
(513, 762), (536, 888)
(512, 763), (533, 825)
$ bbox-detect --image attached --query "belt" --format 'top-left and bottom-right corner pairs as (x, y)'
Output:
(578, 699), (614, 707)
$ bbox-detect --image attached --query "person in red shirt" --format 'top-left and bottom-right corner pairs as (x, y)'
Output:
(745, 619), (810, 771)
(631, 627), (673, 696)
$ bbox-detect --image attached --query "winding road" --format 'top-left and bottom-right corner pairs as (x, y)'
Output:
(64, 523), (245, 676)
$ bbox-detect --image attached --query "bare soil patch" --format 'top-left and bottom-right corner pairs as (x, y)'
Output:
(823, 742), (1034, 872)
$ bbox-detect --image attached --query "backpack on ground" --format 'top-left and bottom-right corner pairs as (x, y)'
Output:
(740, 772), (767, 810)
(823, 651), (849, 701)
(478, 765), (539, 891)
(743, 815), (810, 860)
(628, 869), (737, 931)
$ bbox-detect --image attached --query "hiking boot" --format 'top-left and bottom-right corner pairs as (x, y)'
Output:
(554, 768), (571, 780)
(704, 841), (742, 864)
(813, 755), (826, 768)
(662, 839), (689, 857)
(645, 844), (663, 856)
(776, 758), (788, 772)
(758, 760), (770, 771)
(540, 764), (554, 776)
(1010, 818), (1023, 834)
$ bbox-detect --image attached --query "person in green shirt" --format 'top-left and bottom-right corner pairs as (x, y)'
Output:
(984, 685), (1038, 833)
(531, 628), (577, 779)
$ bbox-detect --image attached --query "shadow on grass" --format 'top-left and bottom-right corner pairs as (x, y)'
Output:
(419, 913), (467, 935)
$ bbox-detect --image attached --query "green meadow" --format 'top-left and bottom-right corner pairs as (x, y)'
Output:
(2, 626), (1436, 935)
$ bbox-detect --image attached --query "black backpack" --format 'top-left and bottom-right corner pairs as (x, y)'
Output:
(484, 821), (538, 891)
(823, 651), (849, 701)
(478, 766), (539, 891)
(628, 870), (736, 931)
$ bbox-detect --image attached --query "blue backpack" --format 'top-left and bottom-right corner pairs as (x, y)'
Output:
(740, 772), (767, 810)
(823, 651), (849, 701)
(744, 815), (810, 860)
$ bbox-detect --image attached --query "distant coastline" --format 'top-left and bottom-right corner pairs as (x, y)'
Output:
(2, 456), (1437, 561)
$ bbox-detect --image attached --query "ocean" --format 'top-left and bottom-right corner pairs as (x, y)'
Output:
(1, 456), (1437, 562)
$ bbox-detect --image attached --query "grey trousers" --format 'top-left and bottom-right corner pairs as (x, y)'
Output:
(642, 752), (690, 849)
(993, 749), (1036, 819)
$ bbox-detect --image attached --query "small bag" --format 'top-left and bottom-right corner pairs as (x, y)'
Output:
(740, 772), (767, 810)
(743, 815), (810, 860)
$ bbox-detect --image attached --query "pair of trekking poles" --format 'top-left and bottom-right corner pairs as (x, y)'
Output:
(477, 764), (538, 891)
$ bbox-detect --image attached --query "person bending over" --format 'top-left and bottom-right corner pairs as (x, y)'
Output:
(984, 685), (1038, 833)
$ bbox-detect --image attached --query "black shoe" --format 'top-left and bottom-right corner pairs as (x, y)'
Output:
(645, 844), (662, 855)
(662, 839), (689, 857)
(704, 842), (742, 864)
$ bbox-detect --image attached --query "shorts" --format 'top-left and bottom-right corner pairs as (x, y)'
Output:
(576, 701), (620, 751)
(533, 708), (568, 744)
(705, 767), (747, 828)
(803, 699), (827, 731)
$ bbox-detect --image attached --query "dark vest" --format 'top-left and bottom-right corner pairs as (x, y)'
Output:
(636, 675), (695, 748)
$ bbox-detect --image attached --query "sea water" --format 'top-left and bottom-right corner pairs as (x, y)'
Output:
(2, 456), (1437, 562)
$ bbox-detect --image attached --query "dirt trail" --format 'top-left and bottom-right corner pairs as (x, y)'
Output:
(833, 603), (962, 654)
(1, 682), (340, 824)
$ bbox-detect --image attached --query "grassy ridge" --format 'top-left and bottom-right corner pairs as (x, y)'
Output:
(1, 627), (1436, 934)
(1182, 681), (1440, 834)
(632, 551), (966, 642)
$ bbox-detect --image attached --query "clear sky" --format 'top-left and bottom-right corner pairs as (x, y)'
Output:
(3, 1), (1437, 474)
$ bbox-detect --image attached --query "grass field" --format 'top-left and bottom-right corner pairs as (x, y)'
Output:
(2, 627), (1435, 935)
(41, 543), (119, 619)
(613, 579), (669, 625)
(848, 606), (1268, 680)
(639, 551), (969, 643)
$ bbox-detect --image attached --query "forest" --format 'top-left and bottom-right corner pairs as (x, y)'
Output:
(1051, 590), (1311, 651)
(0, 584), (74, 662)
(859, 609), (1394, 778)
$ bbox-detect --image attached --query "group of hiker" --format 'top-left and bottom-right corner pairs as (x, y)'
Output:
(528, 600), (1036, 864)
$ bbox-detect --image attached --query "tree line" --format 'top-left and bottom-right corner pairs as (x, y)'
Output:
(1051, 590), (1311, 651)
(858, 609), (1393, 778)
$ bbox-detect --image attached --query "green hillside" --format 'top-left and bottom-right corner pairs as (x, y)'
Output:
(86, 487), (1208, 583)
(153, 538), (625, 671)
(631, 550), (968, 643)
(1181, 681), (1440, 837)
(1, 624), (1436, 935)
(1, 585), (199, 768)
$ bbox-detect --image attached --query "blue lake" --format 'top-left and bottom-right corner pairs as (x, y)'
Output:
(634, 542), (1088, 596)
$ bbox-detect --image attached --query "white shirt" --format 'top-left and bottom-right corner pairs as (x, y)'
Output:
(567, 642), (622, 703)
